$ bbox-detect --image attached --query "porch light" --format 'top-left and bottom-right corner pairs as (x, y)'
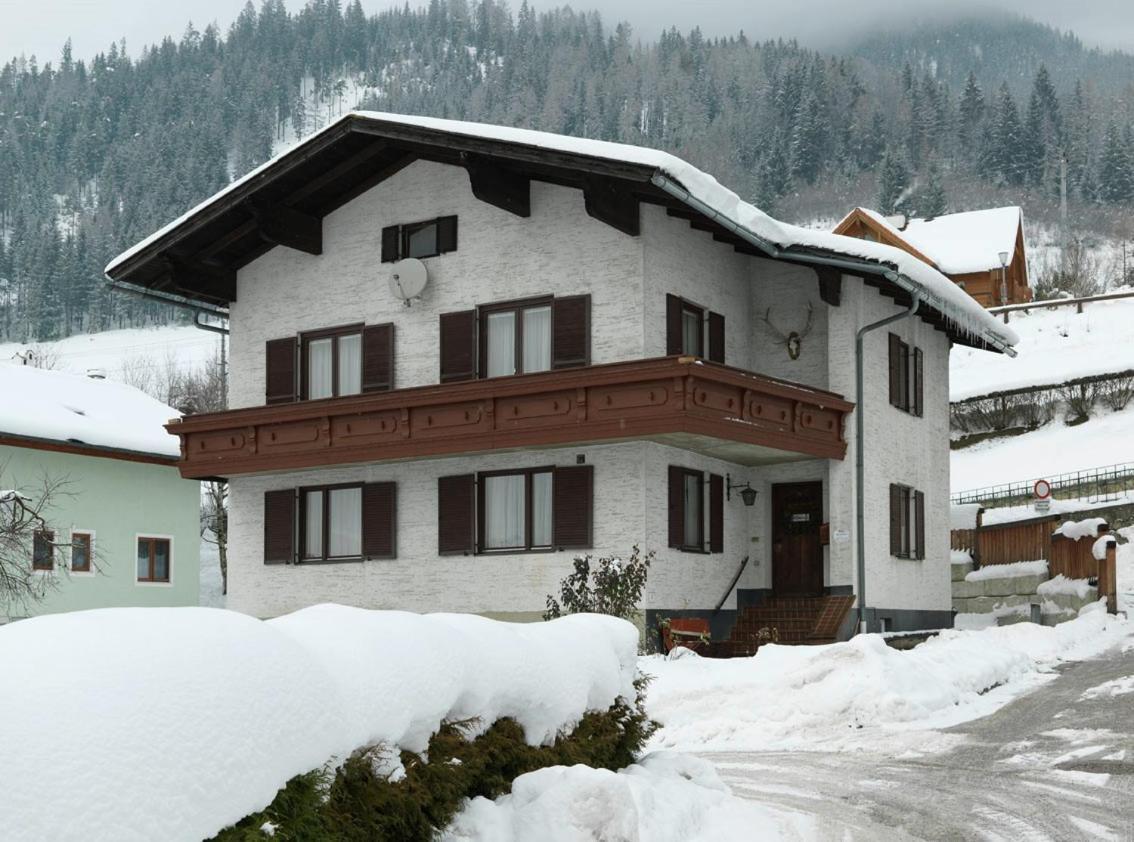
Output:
(726, 474), (759, 506)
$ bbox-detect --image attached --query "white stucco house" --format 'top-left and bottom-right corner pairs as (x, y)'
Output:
(105, 112), (1017, 647)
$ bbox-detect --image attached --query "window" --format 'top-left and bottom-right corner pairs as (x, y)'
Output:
(71, 532), (92, 572)
(381, 216), (458, 262)
(32, 530), (54, 571)
(301, 484), (363, 561)
(888, 333), (923, 416)
(478, 468), (553, 552)
(479, 299), (553, 379)
(302, 325), (362, 400)
(668, 467), (724, 554)
(665, 294), (725, 362)
(889, 484), (925, 560)
(137, 537), (171, 583)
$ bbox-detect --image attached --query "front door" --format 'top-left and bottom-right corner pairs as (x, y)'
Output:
(772, 481), (823, 596)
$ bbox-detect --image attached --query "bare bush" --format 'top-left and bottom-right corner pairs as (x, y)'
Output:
(1059, 381), (1099, 424)
(1032, 238), (1103, 300)
(1099, 373), (1134, 412)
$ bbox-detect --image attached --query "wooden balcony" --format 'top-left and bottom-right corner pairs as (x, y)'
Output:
(167, 356), (853, 479)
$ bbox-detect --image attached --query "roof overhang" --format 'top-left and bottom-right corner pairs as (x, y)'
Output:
(106, 112), (1012, 354)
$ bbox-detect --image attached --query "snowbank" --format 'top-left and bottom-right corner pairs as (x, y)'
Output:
(1054, 517), (1107, 541)
(641, 607), (1130, 753)
(0, 605), (638, 842)
(950, 503), (983, 530)
(965, 560), (1048, 581)
(0, 363), (181, 457)
(442, 752), (815, 842)
(951, 549), (974, 565)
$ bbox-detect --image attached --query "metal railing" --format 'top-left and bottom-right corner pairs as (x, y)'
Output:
(951, 461), (1134, 507)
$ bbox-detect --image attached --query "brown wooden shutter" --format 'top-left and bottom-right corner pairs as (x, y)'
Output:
(889, 483), (901, 556)
(913, 347), (924, 417)
(668, 465), (684, 548)
(553, 465), (593, 549)
(708, 312), (725, 363)
(439, 310), (477, 382)
(264, 489), (295, 564)
(552, 294), (591, 369)
(361, 323), (394, 392)
(888, 333), (902, 409)
(438, 474), (475, 554)
(362, 481), (396, 559)
(265, 338), (297, 405)
(709, 473), (724, 553)
(914, 490), (926, 560)
(381, 225), (400, 262)
(666, 294), (683, 355)
(436, 215), (458, 253)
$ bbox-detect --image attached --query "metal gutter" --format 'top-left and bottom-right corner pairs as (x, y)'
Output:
(106, 280), (230, 335)
(649, 172), (1017, 358)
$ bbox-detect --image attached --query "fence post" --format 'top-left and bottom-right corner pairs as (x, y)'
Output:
(1102, 542), (1118, 614)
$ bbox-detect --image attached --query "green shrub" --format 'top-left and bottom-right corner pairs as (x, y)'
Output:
(210, 678), (655, 842)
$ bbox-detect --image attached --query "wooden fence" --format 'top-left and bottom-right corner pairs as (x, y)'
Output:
(951, 514), (1118, 612)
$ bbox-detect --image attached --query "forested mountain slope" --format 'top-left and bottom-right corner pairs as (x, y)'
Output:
(2, 0), (1132, 343)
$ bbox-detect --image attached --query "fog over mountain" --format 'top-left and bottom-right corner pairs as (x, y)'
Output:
(3, 0), (1132, 64)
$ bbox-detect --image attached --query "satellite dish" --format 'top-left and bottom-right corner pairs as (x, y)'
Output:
(389, 258), (428, 305)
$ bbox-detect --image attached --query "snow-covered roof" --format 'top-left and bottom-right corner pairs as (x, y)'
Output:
(0, 364), (181, 459)
(107, 111), (1017, 352)
(843, 206), (1023, 276)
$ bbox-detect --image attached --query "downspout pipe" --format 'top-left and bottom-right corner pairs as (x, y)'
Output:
(648, 173), (1016, 358)
(106, 279), (230, 335)
(854, 291), (921, 632)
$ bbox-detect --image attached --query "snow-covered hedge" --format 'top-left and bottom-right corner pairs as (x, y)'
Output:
(0, 605), (638, 842)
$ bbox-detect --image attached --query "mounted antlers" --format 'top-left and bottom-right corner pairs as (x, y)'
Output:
(762, 302), (814, 360)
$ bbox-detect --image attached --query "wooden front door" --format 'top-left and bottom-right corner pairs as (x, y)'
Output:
(772, 481), (823, 596)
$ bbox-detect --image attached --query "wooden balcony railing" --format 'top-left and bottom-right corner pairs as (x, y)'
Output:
(166, 356), (853, 479)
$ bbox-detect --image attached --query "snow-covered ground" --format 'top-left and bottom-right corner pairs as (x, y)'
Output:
(950, 291), (1134, 401)
(0, 606), (637, 842)
(951, 404), (1134, 493)
(640, 606), (1131, 756)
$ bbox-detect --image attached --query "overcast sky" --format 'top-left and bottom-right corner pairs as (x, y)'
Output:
(2, 0), (1132, 66)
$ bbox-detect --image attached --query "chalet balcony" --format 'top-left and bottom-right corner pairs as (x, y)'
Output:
(166, 356), (853, 479)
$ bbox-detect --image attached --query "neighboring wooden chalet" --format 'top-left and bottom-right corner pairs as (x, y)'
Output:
(834, 207), (1031, 307)
(105, 112), (1017, 647)
(0, 365), (200, 621)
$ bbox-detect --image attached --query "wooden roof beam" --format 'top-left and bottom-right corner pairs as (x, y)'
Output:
(583, 176), (639, 236)
(247, 199), (322, 256)
(462, 153), (531, 217)
(160, 256), (237, 304)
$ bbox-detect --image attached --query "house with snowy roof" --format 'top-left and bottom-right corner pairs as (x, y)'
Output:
(105, 112), (1017, 644)
(0, 365), (200, 621)
(833, 207), (1031, 307)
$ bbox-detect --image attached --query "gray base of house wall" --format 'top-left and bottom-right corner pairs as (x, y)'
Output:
(860, 607), (954, 635)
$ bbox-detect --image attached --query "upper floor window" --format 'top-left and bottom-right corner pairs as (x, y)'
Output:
(137, 536), (171, 583)
(888, 333), (924, 417)
(303, 325), (362, 400)
(889, 484), (925, 560)
(439, 295), (590, 384)
(381, 216), (458, 262)
(32, 530), (54, 571)
(480, 298), (552, 379)
(666, 294), (725, 362)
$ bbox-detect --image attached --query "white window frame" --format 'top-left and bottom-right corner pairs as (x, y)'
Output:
(69, 528), (96, 578)
(134, 533), (175, 588)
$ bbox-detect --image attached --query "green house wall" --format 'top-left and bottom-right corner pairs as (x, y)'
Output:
(1, 443), (200, 619)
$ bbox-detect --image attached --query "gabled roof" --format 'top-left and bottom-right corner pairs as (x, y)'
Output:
(0, 365), (181, 461)
(834, 206), (1025, 276)
(106, 111), (1017, 354)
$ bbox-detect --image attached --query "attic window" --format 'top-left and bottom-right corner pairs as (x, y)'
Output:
(381, 216), (457, 262)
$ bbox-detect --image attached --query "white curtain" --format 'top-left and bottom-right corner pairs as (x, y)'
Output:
(522, 306), (552, 373)
(338, 333), (362, 396)
(153, 540), (170, 581)
(683, 473), (702, 548)
(682, 310), (700, 356)
(308, 338), (333, 399)
(531, 471), (552, 547)
(485, 474), (525, 549)
(328, 487), (362, 557)
(486, 311), (516, 378)
(304, 490), (323, 558)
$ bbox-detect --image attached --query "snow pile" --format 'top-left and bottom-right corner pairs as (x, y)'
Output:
(641, 607), (1131, 752)
(107, 111), (1016, 352)
(1054, 518), (1107, 541)
(1037, 575), (1095, 599)
(951, 549), (974, 565)
(0, 363), (181, 458)
(950, 503), (983, 530)
(442, 752), (815, 842)
(1080, 676), (1134, 700)
(951, 291), (1134, 400)
(0, 605), (638, 842)
(1093, 534), (1117, 561)
(964, 560), (1048, 582)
